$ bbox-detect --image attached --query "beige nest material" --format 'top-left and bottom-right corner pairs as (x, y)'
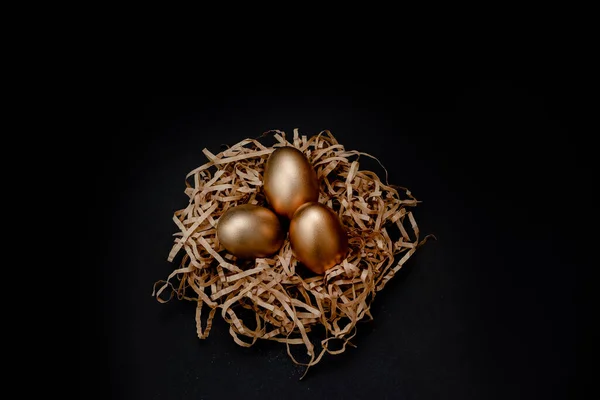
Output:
(153, 129), (431, 376)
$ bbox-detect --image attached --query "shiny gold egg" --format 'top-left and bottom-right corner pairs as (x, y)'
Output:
(289, 202), (349, 274)
(216, 204), (284, 259)
(263, 146), (320, 219)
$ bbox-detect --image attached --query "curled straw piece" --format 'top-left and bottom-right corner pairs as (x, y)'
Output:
(153, 129), (431, 376)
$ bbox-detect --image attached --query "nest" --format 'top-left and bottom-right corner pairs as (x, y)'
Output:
(153, 129), (430, 376)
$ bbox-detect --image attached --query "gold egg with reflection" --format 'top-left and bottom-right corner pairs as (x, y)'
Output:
(216, 204), (284, 259)
(263, 146), (320, 219)
(289, 202), (349, 274)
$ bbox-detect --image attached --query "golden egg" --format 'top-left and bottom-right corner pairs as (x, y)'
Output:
(263, 146), (320, 219)
(289, 202), (349, 274)
(216, 204), (284, 259)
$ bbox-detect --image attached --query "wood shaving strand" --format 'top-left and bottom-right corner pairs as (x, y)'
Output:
(154, 129), (429, 376)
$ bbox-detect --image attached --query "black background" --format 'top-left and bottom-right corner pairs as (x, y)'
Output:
(81, 76), (587, 399)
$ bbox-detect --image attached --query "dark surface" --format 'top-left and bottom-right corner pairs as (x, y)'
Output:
(81, 78), (586, 399)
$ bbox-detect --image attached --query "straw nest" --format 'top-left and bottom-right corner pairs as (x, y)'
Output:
(153, 129), (430, 376)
